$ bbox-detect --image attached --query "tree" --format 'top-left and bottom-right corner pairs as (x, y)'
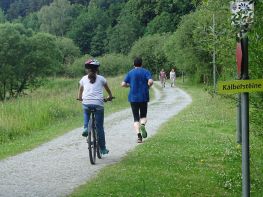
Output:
(21, 12), (40, 31)
(69, 0), (90, 6)
(145, 12), (178, 35)
(107, 13), (143, 54)
(248, 0), (263, 135)
(68, 6), (109, 54)
(0, 0), (16, 12)
(164, 0), (235, 83)
(129, 34), (170, 79)
(0, 23), (62, 100)
(56, 37), (80, 65)
(38, 0), (74, 36)
(0, 8), (6, 23)
(6, 0), (53, 20)
(90, 25), (107, 56)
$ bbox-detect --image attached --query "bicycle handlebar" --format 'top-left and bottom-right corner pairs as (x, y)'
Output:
(103, 96), (115, 102)
(76, 97), (116, 102)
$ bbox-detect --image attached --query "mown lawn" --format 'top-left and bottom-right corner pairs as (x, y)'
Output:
(71, 80), (263, 197)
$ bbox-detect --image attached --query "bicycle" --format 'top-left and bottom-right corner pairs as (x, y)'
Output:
(78, 97), (115, 165)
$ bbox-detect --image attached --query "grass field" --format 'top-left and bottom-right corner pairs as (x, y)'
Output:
(0, 76), (130, 160)
(71, 80), (263, 197)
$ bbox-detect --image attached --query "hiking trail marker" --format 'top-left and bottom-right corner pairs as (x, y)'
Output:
(218, 79), (263, 94)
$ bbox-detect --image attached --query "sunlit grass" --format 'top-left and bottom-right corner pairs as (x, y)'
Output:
(71, 78), (263, 196)
(0, 76), (130, 159)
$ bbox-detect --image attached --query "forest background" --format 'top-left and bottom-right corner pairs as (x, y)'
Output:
(0, 0), (262, 138)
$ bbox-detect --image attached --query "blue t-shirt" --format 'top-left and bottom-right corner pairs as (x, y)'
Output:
(124, 67), (152, 102)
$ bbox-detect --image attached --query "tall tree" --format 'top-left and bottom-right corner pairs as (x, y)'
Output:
(38, 0), (74, 36)
(6, 0), (53, 20)
(68, 6), (109, 54)
(0, 23), (62, 100)
(0, 0), (15, 12)
(90, 25), (107, 56)
(0, 8), (6, 23)
(107, 13), (144, 54)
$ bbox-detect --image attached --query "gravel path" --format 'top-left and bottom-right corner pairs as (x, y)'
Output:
(0, 82), (192, 197)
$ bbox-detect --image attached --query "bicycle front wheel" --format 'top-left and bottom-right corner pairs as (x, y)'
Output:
(88, 122), (96, 165)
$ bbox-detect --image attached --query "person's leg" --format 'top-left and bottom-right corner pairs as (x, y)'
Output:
(130, 102), (142, 143)
(82, 104), (90, 136)
(94, 105), (108, 153)
(139, 102), (148, 138)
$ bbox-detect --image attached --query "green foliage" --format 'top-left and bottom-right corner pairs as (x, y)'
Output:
(164, 0), (236, 83)
(6, 0), (53, 20)
(38, 0), (74, 36)
(21, 12), (40, 31)
(68, 6), (109, 54)
(71, 82), (263, 196)
(129, 34), (170, 79)
(98, 53), (131, 76)
(0, 23), (62, 100)
(107, 13), (144, 54)
(0, 76), (130, 159)
(55, 37), (80, 66)
(90, 25), (107, 56)
(248, 1), (263, 136)
(0, 8), (5, 23)
(145, 12), (178, 35)
(66, 55), (91, 78)
(68, 53), (130, 78)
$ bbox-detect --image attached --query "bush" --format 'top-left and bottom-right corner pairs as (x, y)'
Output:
(67, 53), (130, 78)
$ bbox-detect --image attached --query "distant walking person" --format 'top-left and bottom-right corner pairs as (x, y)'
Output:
(169, 68), (176, 87)
(159, 69), (167, 88)
(121, 57), (153, 143)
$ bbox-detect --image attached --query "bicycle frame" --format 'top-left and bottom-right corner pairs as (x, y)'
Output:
(87, 109), (101, 165)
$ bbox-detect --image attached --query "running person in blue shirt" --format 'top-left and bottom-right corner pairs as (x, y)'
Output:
(121, 57), (153, 143)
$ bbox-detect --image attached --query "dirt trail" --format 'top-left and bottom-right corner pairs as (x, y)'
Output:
(0, 82), (192, 197)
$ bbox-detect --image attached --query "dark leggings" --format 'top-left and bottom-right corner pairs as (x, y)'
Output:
(130, 102), (148, 122)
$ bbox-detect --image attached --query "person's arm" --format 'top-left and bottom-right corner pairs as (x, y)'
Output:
(148, 79), (153, 87)
(104, 82), (113, 99)
(121, 73), (130, 88)
(78, 85), (84, 101)
(121, 81), (130, 87)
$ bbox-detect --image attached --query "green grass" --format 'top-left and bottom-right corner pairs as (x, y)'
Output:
(0, 76), (130, 160)
(71, 79), (263, 197)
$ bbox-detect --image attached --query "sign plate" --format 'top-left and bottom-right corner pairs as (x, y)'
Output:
(230, 1), (254, 14)
(218, 79), (263, 94)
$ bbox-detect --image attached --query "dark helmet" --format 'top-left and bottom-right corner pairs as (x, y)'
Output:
(84, 59), (100, 69)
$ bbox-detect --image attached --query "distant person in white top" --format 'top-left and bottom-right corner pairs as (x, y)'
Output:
(77, 59), (113, 155)
(169, 68), (176, 87)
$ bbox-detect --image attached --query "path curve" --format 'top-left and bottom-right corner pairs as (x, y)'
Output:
(0, 83), (192, 197)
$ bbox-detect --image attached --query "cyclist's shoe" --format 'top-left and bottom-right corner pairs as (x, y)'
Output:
(137, 133), (143, 143)
(82, 128), (88, 137)
(140, 124), (147, 138)
(100, 148), (109, 155)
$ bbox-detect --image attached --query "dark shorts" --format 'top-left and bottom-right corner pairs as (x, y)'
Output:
(130, 102), (148, 122)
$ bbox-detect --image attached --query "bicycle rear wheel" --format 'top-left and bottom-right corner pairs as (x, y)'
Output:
(88, 121), (96, 165)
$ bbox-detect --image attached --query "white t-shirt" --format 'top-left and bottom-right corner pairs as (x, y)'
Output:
(170, 71), (176, 79)
(79, 75), (106, 106)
